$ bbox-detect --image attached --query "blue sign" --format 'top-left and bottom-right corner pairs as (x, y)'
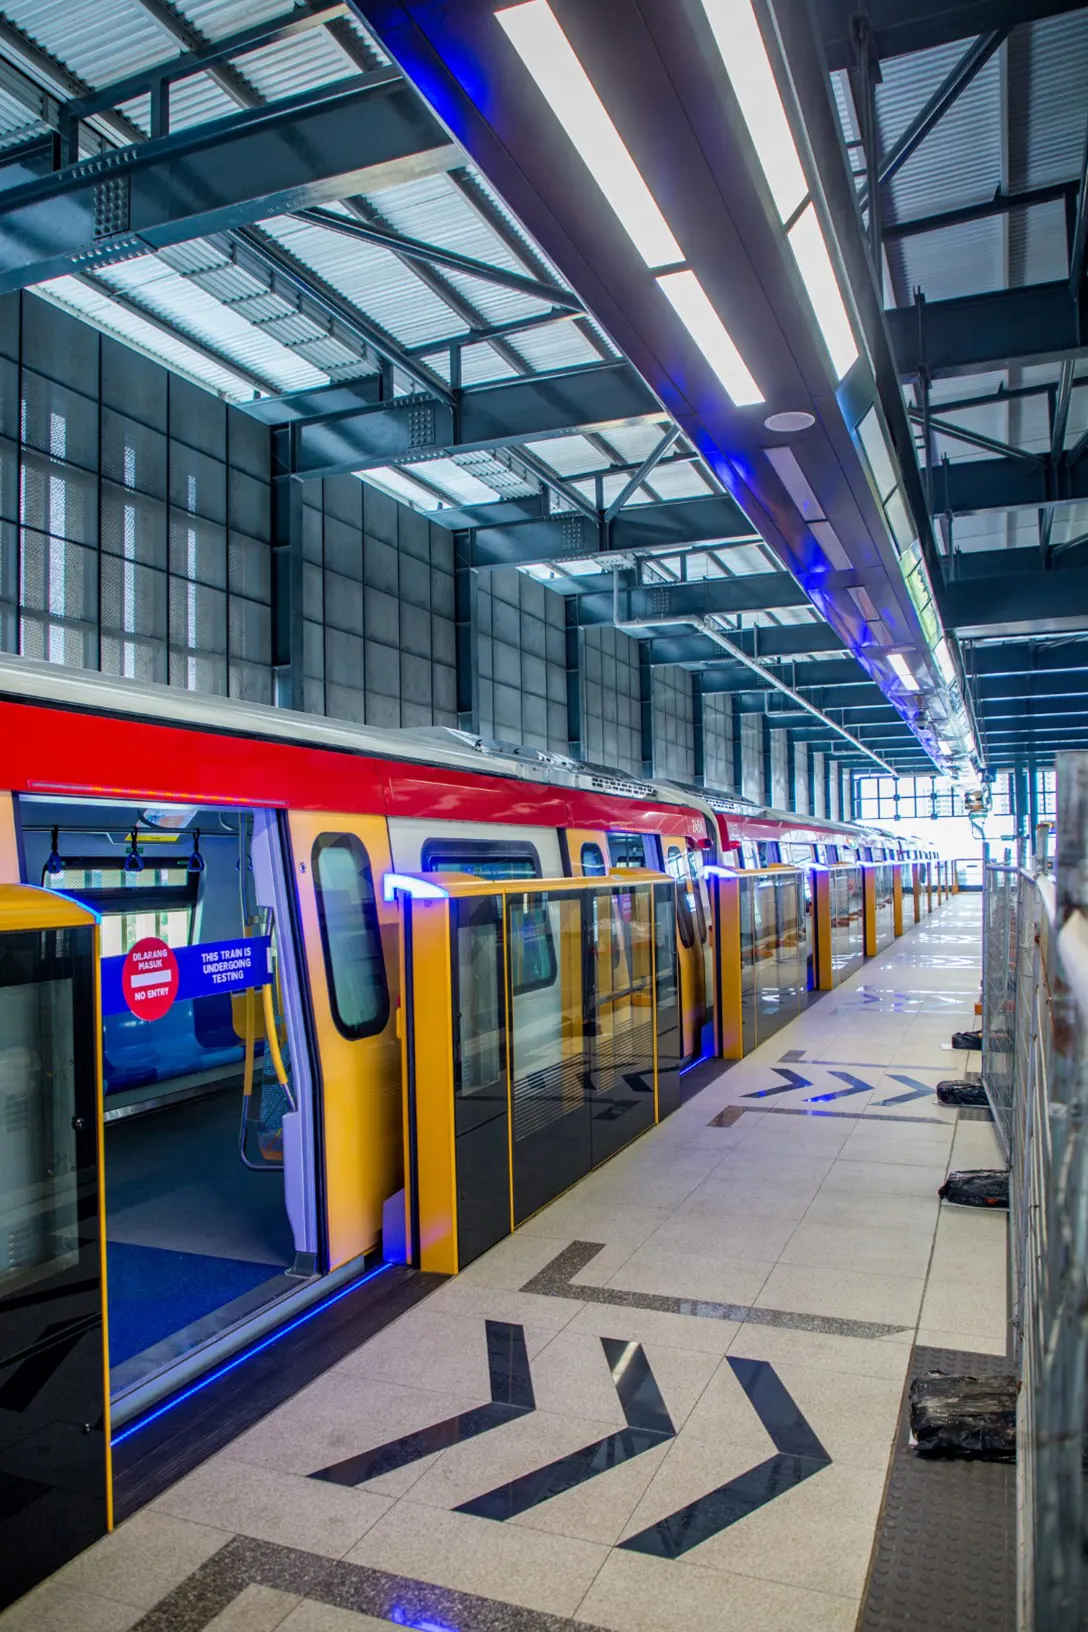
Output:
(102, 935), (272, 1017)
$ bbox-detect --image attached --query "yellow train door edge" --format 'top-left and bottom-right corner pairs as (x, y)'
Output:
(288, 811), (401, 1271)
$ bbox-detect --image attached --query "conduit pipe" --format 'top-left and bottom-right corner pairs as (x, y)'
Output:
(613, 574), (897, 776)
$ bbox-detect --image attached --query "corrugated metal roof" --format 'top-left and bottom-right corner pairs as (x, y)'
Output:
(259, 213), (461, 349)
(39, 275), (259, 401)
(95, 253), (329, 392)
(1, 0), (175, 92)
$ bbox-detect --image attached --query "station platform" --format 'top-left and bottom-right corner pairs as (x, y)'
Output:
(1, 893), (1010, 1632)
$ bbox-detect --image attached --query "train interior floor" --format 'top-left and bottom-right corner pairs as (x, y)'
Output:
(104, 1085), (297, 1392)
(5, 893), (1010, 1632)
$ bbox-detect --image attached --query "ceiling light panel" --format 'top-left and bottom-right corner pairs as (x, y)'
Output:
(497, 1), (682, 269)
(787, 203), (858, 381)
(657, 269), (764, 406)
(698, 0), (808, 222)
(889, 653), (920, 691)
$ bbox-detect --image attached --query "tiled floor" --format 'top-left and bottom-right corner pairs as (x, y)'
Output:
(4, 894), (1009, 1632)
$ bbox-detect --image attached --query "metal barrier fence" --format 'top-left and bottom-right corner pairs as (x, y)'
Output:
(980, 753), (1088, 1632)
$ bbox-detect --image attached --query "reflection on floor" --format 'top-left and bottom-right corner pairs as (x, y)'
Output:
(105, 1087), (295, 1382)
(5, 897), (1010, 1632)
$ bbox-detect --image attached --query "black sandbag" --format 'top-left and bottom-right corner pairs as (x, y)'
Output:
(938, 1168), (1009, 1208)
(936, 1078), (989, 1107)
(952, 1029), (983, 1050)
(909, 1372), (1016, 1460)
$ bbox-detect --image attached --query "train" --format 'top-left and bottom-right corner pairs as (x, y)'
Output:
(0, 653), (938, 1420)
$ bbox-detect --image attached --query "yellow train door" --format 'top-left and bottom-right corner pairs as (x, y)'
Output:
(663, 836), (706, 1061)
(565, 828), (609, 877)
(287, 811), (401, 1271)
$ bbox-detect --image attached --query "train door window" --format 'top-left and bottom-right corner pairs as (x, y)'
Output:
(758, 841), (782, 867)
(608, 833), (649, 870)
(313, 834), (389, 1040)
(581, 843), (607, 877)
(665, 846), (695, 948)
(684, 842), (707, 942)
(508, 894), (558, 994)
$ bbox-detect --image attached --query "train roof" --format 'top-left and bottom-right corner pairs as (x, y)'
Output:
(0, 653), (720, 827)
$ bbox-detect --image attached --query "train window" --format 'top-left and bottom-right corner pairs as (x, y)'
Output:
(421, 838), (541, 880)
(665, 846), (695, 948)
(508, 895), (558, 994)
(581, 843), (607, 877)
(758, 841), (781, 867)
(312, 833), (390, 1041)
(421, 842), (553, 996)
(684, 842), (707, 942)
(44, 854), (199, 956)
(608, 833), (648, 870)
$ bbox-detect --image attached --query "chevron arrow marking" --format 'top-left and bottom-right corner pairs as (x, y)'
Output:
(743, 1068), (812, 1099)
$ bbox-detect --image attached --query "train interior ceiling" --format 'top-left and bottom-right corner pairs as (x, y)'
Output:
(16, 795), (306, 1409)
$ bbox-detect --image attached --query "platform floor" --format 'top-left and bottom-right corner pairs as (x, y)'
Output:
(4, 894), (1010, 1632)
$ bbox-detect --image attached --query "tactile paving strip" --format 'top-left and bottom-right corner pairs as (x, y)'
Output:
(858, 1345), (1015, 1632)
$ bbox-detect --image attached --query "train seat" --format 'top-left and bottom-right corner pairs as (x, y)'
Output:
(103, 998), (247, 1094)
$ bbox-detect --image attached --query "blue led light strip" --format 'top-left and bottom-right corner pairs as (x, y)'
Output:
(111, 1261), (394, 1446)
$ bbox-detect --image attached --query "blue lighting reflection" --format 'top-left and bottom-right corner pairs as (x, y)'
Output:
(389, 1609), (458, 1632)
(111, 1263), (393, 1446)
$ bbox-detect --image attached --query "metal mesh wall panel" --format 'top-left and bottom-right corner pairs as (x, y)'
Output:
(300, 473), (457, 730)
(1, 292), (273, 704)
(581, 623), (640, 775)
(651, 666), (694, 783)
(703, 691), (734, 793)
(476, 566), (566, 753)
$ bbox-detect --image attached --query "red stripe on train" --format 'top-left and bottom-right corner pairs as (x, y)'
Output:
(0, 699), (708, 840)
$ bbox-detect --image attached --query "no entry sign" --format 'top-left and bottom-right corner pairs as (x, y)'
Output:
(121, 937), (179, 1021)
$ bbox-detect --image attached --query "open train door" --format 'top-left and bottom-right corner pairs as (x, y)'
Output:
(287, 813), (401, 1271)
(0, 885), (110, 1609)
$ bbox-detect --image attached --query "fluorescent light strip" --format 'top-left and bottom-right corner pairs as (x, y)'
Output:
(787, 203), (858, 381)
(889, 652), (920, 692)
(657, 269), (764, 406)
(497, 1), (682, 269)
(698, 0), (807, 221)
(934, 638), (956, 685)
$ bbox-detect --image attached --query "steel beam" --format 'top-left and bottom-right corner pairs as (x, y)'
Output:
(296, 206), (582, 311)
(861, 31), (1006, 210)
(884, 181), (1080, 240)
(61, 5), (349, 127)
(941, 565), (1088, 636)
(888, 282), (1086, 379)
(690, 658), (874, 693)
(970, 642), (1088, 677)
(595, 574), (810, 621)
(935, 452), (1088, 515)
(0, 74), (457, 292)
(467, 492), (751, 566)
(290, 362), (662, 480)
(978, 671), (1088, 699)
(816, 0), (1085, 68)
(650, 626), (847, 664)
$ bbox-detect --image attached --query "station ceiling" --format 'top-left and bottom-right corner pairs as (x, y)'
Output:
(0, 0), (1084, 779)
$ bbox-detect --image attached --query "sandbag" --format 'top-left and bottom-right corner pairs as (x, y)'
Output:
(939, 1169), (1009, 1208)
(936, 1078), (989, 1107)
(909, 1372), (1016, 1460)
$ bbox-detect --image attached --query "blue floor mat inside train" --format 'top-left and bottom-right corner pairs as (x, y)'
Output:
(106, 1241), (283, 1367)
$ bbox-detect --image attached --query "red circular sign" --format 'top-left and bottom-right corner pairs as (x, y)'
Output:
(121, 936), (179, 1022)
